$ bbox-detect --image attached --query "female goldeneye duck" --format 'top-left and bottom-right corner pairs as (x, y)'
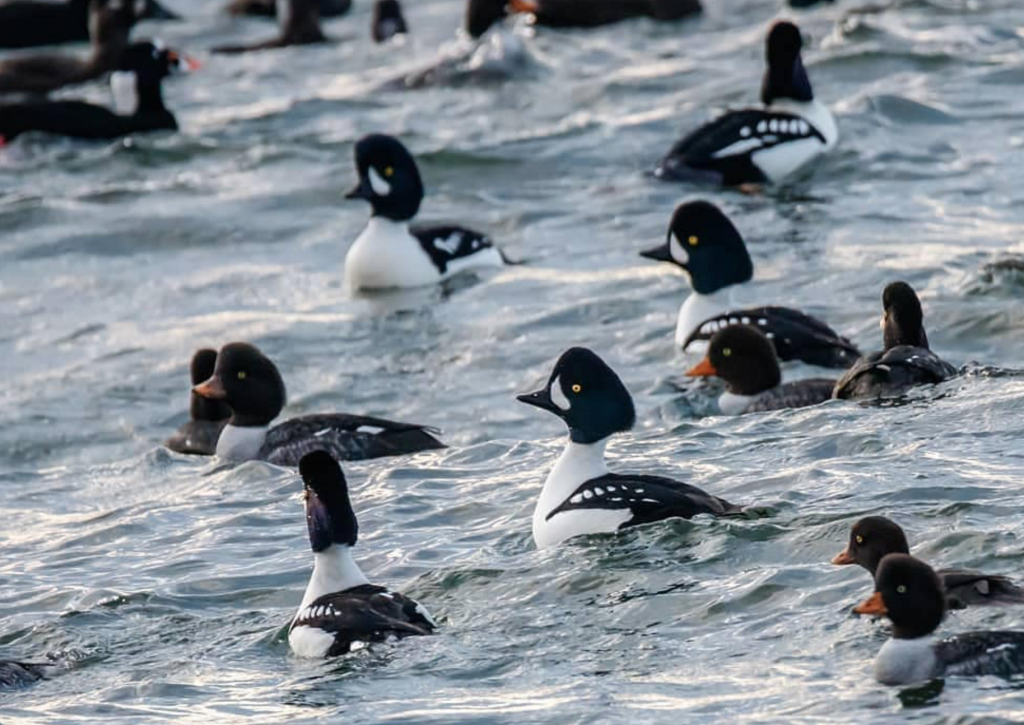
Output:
(344, 133), (508, 291)
(833, 281), (957, 400)
(372, 0), (408, 43)
(655, 20), (838, 186)
(639, 200), (859, 368)
(516, 346), (745, 549)
(507, 0), (701, 28)
(0, 41), (199, 145)
(289, 451), (436, 658)
(212, 0), (327, 54)
(193, 342), (446, 465)
(0, 0), (139, 95)
(832, 516), (1024, 609)
(165, 349), (231, 456)
(686, 325), (835, 415)
(853, 554), (1024, 686)
(0, 0), (175, 50)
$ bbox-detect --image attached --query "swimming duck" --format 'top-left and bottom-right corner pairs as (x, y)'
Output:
(518, 347), (744, 548)
(344, 134), (508, 291)
(508, 0), (701, 28)
(225, 0), (350, 18)
(655, 21), (837, 186)
(686, 324), (835, 414)
(372, 0), (407, 43)
(0, 0), (137, 95)
(212, 0), (326, 53)
(640, 200), (858, 368)
(192, 342), (445, 465)
(0, 660), (53, 688)
(854, 554), (1024, 685)
(0, 41), (197, 144)
(165, 349), (231, 456)
(0, 0), (175, 50)
(832, 282), (957, 400)
(833, 516), (1024, 610)
(288, 451), (436, 658)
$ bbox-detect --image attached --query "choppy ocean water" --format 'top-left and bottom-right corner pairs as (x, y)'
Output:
(3, 0), (1024, 721)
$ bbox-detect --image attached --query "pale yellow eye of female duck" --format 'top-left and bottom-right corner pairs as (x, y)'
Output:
(896, 585), (907, 594)
(237, 371), (247, 380)
(855, 535), (864, 544)
(722, 348), (732, 357)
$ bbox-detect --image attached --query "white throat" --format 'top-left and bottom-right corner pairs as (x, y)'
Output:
(298, 544), (370, 611)
(110, 71), (139, 116)
(215, 424), (268, 461)
(874, 635), (940, 685)
(532, 437), (610, 549)
(675, 286), (737, 350)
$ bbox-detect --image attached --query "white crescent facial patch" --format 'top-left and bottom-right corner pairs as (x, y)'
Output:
(669, 233), (689, 266)
(549, 375), (571, 411)
(368, 167), (391, 196)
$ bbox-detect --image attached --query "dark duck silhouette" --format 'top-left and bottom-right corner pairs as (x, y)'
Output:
(212, 0), (328, 54)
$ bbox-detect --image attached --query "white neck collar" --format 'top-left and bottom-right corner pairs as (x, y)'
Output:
(298, 544), (370, 610)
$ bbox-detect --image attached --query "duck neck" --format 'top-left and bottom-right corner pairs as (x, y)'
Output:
(535, 437), (610, 519)
(676, 286), (736, 345)
(299, 544), (370, 610)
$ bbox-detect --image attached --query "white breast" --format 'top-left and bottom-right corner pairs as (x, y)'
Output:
(344, 218), (442, 291)
(215, 424), (268, 461)
(874, 637), (940, 685)
(675, 288), (736, 350)
(718, 391), (756, 416)
(288, 626), (336, 659)
(753, 99), (838, 183)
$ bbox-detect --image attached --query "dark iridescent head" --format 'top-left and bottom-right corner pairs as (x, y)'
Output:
(189, 349), (232, 423)
(299, 451), (358, 552)
(466, 0), (507, 38)
(686, 325), (781, 395)
(372, 0), (408, 43)
(881, 281), (928, 350)
(192, 342), (286, 427)
(854, 554), (946, 640)
(761, 21), (813, 105)
(345, 134), (424, 222)
(832, 516), (910, 577)
(640, 201), (754, 295)
(517, 347), (636, 444)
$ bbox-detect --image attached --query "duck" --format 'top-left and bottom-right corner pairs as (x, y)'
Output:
(0, 0), (175, 50)
(832, 516), (1024, 610)
(655, 20), (838, 186)
(164, 349), (231, 456)
(686, 324), (835, 414)
(517, 346), (744, 549)
(192, 342), (446, 466)
(0, 659), (53, 688)
(640, 200), (859, 368)
(212, 0), (326, 54)
(225, 0), (350, 18)
(0, 41), (197, 144)
(372, 0), (407, 43)
(344, 134), (508, 291)
(0, 0), (137, 96)
(832, 281), (957, 400)
(854, 554), (1024, 685)
(507, 0), (701, 28)
(288, 451), (436, 658)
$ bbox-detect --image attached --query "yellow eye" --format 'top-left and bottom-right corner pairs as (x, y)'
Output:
(688, 235), (699, 246)
(384, 166), (394, 177)
(572, 384), (581, 394)
(896, 585), (907, 594)
(855, 535), (864, 544)
(722, 348), (732, 357)
(237, 371), (247, 380)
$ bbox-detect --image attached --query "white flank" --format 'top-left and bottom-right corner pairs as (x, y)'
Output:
(874, 637), (940, 685)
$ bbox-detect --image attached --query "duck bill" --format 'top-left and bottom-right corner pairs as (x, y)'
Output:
(509, 0), (540, 12)
(831, 547), (856, 566)
(345, 178), (373, 201)
(304, 487), (334, 553)
(516, 388), (562, 415)
(168, 50), (202, 72)
(193, 376), (227, 400)
(853, 591), (887, 616)
(639, 243), (673, 263)
(686, 357), (717, 377)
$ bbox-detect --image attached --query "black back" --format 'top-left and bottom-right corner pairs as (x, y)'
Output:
(260, 413), (445, 465)
(411, 224), (498, 274)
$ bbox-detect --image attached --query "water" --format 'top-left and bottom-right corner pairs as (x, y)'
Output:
(3, 0), (1024, 721)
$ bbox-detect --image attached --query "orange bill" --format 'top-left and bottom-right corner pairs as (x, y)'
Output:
(831, 547), (856, 565)
(169, 50), (203, 71)
(853, 591), (887, 616)
(193, 376), (227, 399)
(686, 356), (717, 377)
(509, 0), (540, 12)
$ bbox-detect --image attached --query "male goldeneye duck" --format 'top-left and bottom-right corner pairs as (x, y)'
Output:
(165, 349), (231, 456)
(833, 281), (957, 400)
(0, 0), (175, 50)
(507, 0), (701, 28)
(853, 554), (1024, 685)
(0, 659), (54, 688)
(0, 0), (138, 95)
(344, 134), (508, 291)
(289, 451), (436, 658)
(655, 20), (838, 186)
(833, 516), (1024, 610)
(372, 0), (408, 43)
(517, 346), (744, 549)
(686, 325), (835, 415)
(193, 342), (446, 465)
(640, 200), (858, 368)
(212, 0), (327, 54)
(0, 41), (198, 144)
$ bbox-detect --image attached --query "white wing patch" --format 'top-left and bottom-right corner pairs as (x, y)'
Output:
(356, 425), (385, 435)
(433, 232), (464, 255)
